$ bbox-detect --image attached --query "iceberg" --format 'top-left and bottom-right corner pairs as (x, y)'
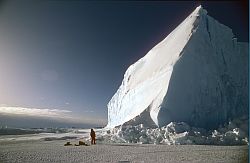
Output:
(106, 6), (248, 130)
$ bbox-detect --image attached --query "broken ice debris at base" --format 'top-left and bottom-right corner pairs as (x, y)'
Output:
(99, 117), (248, 145)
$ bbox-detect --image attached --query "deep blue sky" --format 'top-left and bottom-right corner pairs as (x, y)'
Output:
(0, 0), (248, 127)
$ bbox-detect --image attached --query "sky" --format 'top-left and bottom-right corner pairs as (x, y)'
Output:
(0, 0), (248, 128)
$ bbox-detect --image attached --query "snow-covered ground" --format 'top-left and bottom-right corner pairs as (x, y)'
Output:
(0, 128), (102, 142)
(0, 140), (248, 163)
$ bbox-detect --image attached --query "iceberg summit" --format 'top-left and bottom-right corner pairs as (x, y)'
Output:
(106, 6), (248, 129)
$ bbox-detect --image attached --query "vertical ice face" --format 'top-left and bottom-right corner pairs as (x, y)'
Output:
(106, 6), (248, 129)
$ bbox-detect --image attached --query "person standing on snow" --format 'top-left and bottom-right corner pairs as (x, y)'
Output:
(90, 128), (96, 145)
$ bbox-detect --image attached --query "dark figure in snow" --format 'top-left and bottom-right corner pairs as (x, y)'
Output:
(90, 128), (96, 145)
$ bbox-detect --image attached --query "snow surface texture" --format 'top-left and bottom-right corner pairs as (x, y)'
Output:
(107, 6), (248, 129)
(0, 140), (248, 163)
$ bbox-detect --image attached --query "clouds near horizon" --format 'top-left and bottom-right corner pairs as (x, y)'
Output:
(0, 106), (107, 127)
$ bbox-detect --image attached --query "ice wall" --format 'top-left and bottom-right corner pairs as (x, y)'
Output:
(106, 6), (248, 129)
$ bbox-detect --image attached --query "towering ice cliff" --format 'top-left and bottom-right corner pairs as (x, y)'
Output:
(106, 6), (248, 129)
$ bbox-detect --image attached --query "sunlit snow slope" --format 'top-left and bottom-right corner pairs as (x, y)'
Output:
(106, 6), (248, 129)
